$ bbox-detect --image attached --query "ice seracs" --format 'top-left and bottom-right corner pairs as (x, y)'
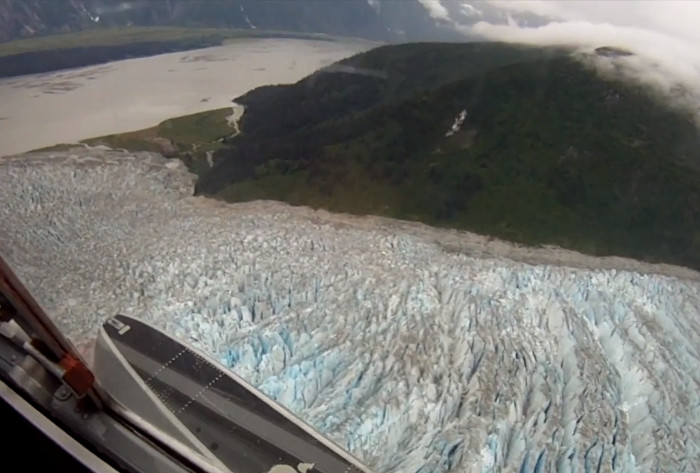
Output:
(1, 148), (699, 473)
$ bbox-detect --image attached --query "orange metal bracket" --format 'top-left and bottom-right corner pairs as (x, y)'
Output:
(0, 253), (100, 404)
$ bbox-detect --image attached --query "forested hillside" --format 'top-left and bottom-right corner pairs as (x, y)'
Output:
(196, 43), (700, 269)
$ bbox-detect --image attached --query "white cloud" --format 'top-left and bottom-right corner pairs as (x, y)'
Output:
(460, 3), (482, 18)
(461, 1), (700, 120)
(417, 0), (451, 21)
(487, 1), (700, 43)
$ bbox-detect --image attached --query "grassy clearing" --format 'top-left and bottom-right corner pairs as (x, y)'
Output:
(82, 127), (164, 153)
(79, 107), (234, 175)
(158, 108), (234, 145)
(83, 107), (233, 148)
(28, 107), (234, 175)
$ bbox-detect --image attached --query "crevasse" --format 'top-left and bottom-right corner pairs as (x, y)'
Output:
(1, 149), (699, 473)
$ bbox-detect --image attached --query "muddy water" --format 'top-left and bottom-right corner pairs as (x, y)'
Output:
(0, 38), (373, 156)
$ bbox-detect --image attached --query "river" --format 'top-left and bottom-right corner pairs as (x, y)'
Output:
(0, 38), (373, 157)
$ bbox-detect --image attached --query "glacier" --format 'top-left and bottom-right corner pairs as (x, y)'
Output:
(1, 149), (699, 473)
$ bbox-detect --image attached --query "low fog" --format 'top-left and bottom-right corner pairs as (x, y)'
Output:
(452, 0), (700, 121)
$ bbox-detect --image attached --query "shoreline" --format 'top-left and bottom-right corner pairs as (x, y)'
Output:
(5, 145), (698, 282)
(0, 27), (378, 79)
(14, 140), (698, 281)
(193, 198), (700, 283)
(0, 38), (373, 157)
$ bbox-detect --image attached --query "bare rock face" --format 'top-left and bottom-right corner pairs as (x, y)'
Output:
(0, 0), (93, 42)
(1, 148), (699, 473)
(0, 0), (464, 43)
(0, 0), (555, 44)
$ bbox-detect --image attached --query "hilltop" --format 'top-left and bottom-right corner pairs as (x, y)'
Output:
(194, 42), (700, 270)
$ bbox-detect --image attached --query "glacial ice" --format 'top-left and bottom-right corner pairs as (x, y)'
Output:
(1, 149), (699, 473)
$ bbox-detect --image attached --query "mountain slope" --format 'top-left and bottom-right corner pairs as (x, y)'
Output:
(196, 42), (700, 270)
(0, 0), (468, 43)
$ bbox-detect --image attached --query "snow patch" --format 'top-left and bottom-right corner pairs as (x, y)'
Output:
(227, 103), (246, 134)
(1, 149), (699, 473)
(445, 109), (467, 137)
(239, 4), (257, 29)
